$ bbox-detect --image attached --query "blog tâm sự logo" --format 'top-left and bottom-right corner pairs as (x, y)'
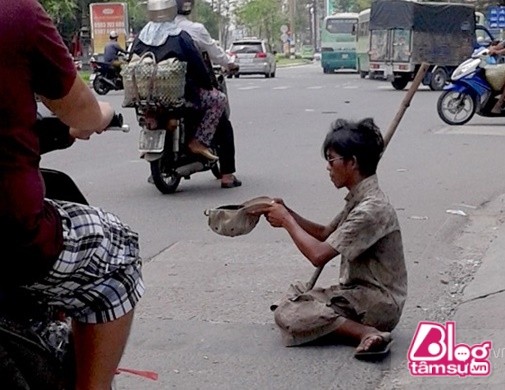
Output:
(407, 321), (492, 377)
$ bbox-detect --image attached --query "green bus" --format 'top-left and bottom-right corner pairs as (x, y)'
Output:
(356, 8), (370, 78)
(320, 12), (359, 73)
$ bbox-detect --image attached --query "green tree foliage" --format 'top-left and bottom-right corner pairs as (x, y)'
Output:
(39, 0), (81, 45)
(39, 0), (78, 23)
(195, 1), (220, 39)
(331, 0), (359, 13)
(39, 0), (148, 35)
(235, 0), (285, 45)
(356, 0), (371, 12)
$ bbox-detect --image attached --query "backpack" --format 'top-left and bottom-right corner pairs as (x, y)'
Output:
(122, 52), (187, 108)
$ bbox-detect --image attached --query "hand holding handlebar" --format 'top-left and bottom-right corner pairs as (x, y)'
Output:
(70, 112), (129, 139)
(107, 113), (130, 133)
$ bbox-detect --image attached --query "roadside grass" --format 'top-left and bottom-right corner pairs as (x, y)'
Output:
(79, 70), (91, 83)
(276, 57), (312, 67)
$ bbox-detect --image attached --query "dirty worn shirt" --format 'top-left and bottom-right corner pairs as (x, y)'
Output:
(325, 175), (408, 319)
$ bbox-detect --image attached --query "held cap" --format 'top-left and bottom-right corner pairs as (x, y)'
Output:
(204, 196), (273, 237)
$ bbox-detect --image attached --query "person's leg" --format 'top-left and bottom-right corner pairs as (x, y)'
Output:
(214, 115), (235, 174)
(213, 114), (242, 188)
(333, 318), (391, 353)
(492, 84), (505, 113)
(24, 202), (145, 390)
(73, 310), (134, 390)
(188, 89), (226, 159)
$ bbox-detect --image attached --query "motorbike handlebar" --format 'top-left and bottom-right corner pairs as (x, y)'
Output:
(37, 111), (130, 154)
(107, 113), (130, 133)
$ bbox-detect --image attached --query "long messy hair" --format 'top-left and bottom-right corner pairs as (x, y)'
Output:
(322, 118), (384, 176)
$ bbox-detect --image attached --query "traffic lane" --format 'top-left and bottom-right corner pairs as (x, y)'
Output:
(42, 68), (505, 265)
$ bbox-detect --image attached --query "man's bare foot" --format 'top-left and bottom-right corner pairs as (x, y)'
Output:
(354, 331), (392, 360)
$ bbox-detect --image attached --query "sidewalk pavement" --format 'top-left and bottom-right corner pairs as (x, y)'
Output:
(114, 240), (391, 390)
(115, 197), (505, 389)
(378, 195), (505, 389)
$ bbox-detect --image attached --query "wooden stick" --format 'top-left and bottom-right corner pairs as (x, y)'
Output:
(304, 62), (431, 292)
(383, 62), (430, 148)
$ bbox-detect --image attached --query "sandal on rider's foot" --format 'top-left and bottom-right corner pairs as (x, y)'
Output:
(354, 332), (393, 361)
(188, 140), (218, 161)
(221, 176), (242, 189)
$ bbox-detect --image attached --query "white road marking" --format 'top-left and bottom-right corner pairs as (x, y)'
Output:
(273, 86), (289, 90)
(237, 86), (260, 90)
(307, 86), (323, 90)
(436, 125), (505, 136)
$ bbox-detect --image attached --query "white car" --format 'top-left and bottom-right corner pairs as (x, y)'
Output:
(228, 38), (277, 78)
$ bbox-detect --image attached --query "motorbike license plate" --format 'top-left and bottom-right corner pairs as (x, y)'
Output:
(89, 73), (96, 82)
(240, 58), (253, 64)
(341, 54), (349, 59)
(139, 129), (166, 153)
(384, 64), (393, 78)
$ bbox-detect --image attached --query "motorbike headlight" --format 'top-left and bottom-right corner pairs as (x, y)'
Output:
(451, 59), (480, 81)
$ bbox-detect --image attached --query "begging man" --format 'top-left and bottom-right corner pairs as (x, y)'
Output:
(254, 118), (407, 360)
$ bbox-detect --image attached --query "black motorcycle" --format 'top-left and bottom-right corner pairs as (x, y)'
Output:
(90, 55), (125, 95)
(0, 110), (128, 389)
(136, 61), (233, 194)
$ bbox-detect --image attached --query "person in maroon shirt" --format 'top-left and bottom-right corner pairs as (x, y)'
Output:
(0, 1), (144, 388)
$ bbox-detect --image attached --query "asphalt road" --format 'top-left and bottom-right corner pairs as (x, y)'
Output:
(42, 62), (505, 388)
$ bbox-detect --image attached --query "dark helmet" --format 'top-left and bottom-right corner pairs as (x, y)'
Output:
(176, 0), (194, 15)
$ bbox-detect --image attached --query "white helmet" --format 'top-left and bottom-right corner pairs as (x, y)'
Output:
(147, 0), (177, 22)
(109, 31), (118, 39)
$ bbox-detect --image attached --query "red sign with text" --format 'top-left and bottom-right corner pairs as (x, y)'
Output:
(90, 2), (128, 54)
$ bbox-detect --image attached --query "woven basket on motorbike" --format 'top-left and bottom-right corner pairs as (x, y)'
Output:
(122, 52), (187, 108)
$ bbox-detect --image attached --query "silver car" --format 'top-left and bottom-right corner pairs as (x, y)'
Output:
(228, 39), (277, 78)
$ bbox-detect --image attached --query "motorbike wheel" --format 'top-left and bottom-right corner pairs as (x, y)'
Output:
(150, 159), (181, 194)
(429, 68), (447, 91)
(92, 77), (110, 95)
(437, 91), (476, 125)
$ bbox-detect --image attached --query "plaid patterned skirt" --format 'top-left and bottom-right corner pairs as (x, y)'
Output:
(23, 200), (145, 324)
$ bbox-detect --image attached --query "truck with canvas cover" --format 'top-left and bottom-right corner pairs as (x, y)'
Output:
(369, 0), (493, 90)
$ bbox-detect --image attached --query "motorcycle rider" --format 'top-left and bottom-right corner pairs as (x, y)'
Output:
(130, 0), (227, 161)
(0, 1), (144, 388)
(175, 0), (242, 188)
(488, 40), (505, 113)
(104, 30), (128, 79)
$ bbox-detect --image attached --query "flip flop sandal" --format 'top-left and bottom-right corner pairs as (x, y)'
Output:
(354, 332), (393, 361)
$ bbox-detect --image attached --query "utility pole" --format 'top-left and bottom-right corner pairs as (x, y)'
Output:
(217, 0), (222, 45)
(312, 0), (317, 50)
(289, 0), (296, 57)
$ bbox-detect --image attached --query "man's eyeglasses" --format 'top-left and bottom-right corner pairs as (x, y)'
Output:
(326, 156), (344, 165)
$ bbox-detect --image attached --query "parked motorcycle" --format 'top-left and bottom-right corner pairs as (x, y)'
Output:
(437, 48), (505, 125)
(89, 54), (126, 95)
(0, 109), (128, 388)
(135, 62), (235, 194)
